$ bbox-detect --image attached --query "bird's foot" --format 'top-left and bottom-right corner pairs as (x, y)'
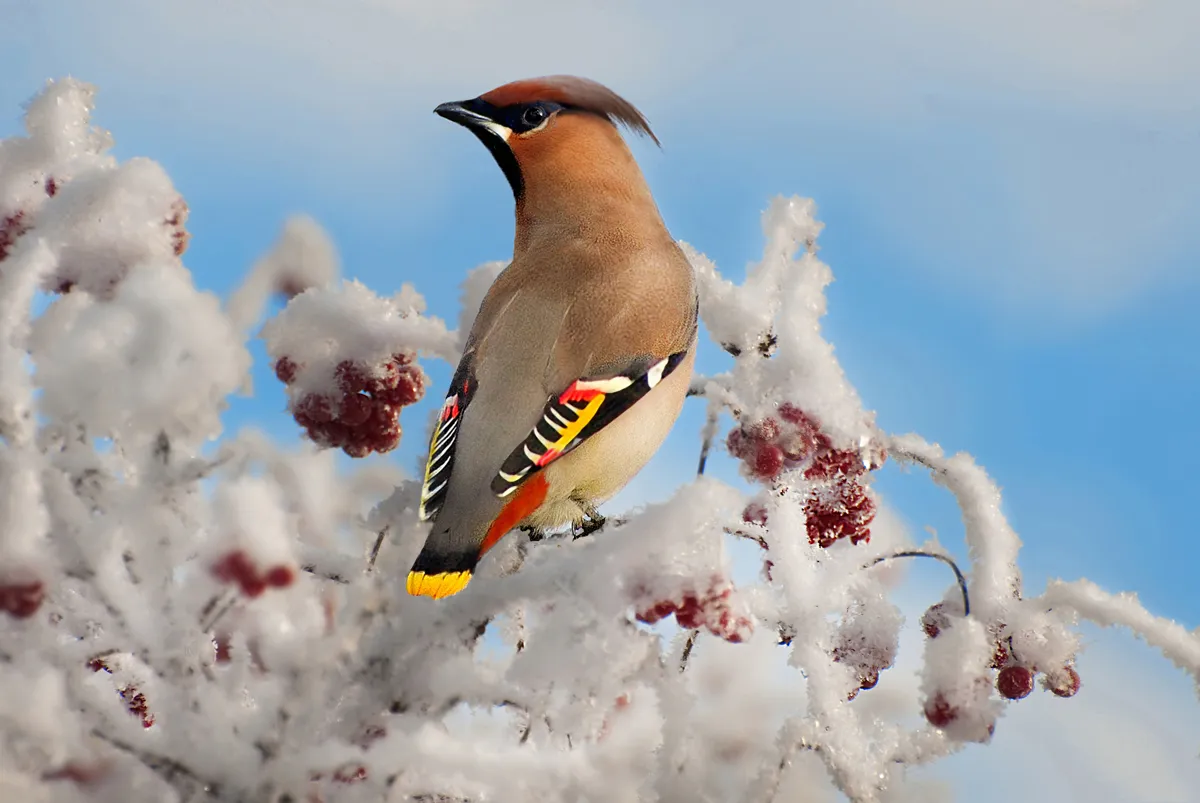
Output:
(519, 524), (547, 543)
(572, 504), (606, 540)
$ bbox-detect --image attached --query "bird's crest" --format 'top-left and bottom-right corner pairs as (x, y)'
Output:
(480, 75), (660, 146)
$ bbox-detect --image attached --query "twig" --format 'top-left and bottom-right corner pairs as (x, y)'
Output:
(868, 550), (971, 617)
(367, 524), (388, 572)
(198, 589), (239, 633)
(696, 402), (719, 476)
(724, 526), (769, 550)
(300, 563), (351, 584)
(679, 629), (699, 672)
(92, 729), (223, 800)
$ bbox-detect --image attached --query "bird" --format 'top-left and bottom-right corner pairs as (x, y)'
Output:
(407, 76), (699, 600)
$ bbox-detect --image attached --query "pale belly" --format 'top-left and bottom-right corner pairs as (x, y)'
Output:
(524, 343), (696, 530)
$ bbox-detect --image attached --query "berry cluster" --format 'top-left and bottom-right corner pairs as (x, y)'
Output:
(731, 403), (882, 548)
(87, 658), (155, 728)
(920, 601), (1082, 717)
(275, 352), (426, 458)
(0, 577), (45, 619)
(635, 577), (754, 643)
(210, 550), (297, 598)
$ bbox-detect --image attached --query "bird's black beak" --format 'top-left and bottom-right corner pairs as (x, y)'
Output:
(435, 95), (522, 200)
(434, 99), (499, 131)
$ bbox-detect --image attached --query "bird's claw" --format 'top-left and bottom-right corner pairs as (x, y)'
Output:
(573, 505), (606, 540)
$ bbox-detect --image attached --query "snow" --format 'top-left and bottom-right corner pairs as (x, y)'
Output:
(226, 214), (340, 333)
(0, 77), (1196, 803)
(261, 278), (455, 401)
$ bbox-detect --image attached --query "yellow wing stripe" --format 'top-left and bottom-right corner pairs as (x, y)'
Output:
(537, 394), (605, 465)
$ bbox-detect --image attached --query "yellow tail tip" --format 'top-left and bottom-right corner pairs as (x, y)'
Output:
(406, 570), (472, 599)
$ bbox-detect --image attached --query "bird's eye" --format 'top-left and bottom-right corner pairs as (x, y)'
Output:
(521, 105), (548, 127)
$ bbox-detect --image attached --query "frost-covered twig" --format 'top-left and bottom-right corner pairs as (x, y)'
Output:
(887, 433), (1022, 621)
(1041, 579), (1200, 683)
(870, 550), (971, 616)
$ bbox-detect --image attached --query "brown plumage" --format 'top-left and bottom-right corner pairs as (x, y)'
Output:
(408, 76), (697, 600)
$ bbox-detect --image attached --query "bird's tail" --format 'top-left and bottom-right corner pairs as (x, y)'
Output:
(406, 544), (477, 599)
(406, 472), (550, 600)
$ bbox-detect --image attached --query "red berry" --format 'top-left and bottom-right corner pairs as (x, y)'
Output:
(749, 417), (780, 443)
(367, 361), (400, 394)
(997, 665), (1034, 700)
(921, 603), (949, 639)
(777, 402), (813, 426)
(375, 426), (402, 452)
(635, 600), (677, 625)
(805, 448), (862, 481)
(274, 357), (299, 384)
(335, 361), (369, 394)
(0, 579), (45, 619)
(211, 551), (267, 598)
(379, 366), (425, 406)
(742, 503), (768, 526)
(675, 595), (705, 629)
(296, 394), (333, 424)
(803, 481), (876, 548)
(753, 443), (785, 480)
(726, 428), (753, 460)
(264, 565), (295, 588)
(778, 432), (813, 465)
(338, 393), (372, 426)
(710, 610), (753, 643)
(924, 693), (957, 728)
(1046, 666), (1081, 698)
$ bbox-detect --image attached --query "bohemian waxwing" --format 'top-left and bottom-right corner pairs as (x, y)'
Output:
(407, 75), (698, 599)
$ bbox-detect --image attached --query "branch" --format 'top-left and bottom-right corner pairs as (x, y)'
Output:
(1041, 579), (1200, 683)
(887, 434), (1021, 620)
(868, 550), (971, 617)
(92, 729), (229, 801)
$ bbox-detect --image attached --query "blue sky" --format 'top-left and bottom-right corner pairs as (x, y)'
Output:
(4, 1), (1199, 798)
